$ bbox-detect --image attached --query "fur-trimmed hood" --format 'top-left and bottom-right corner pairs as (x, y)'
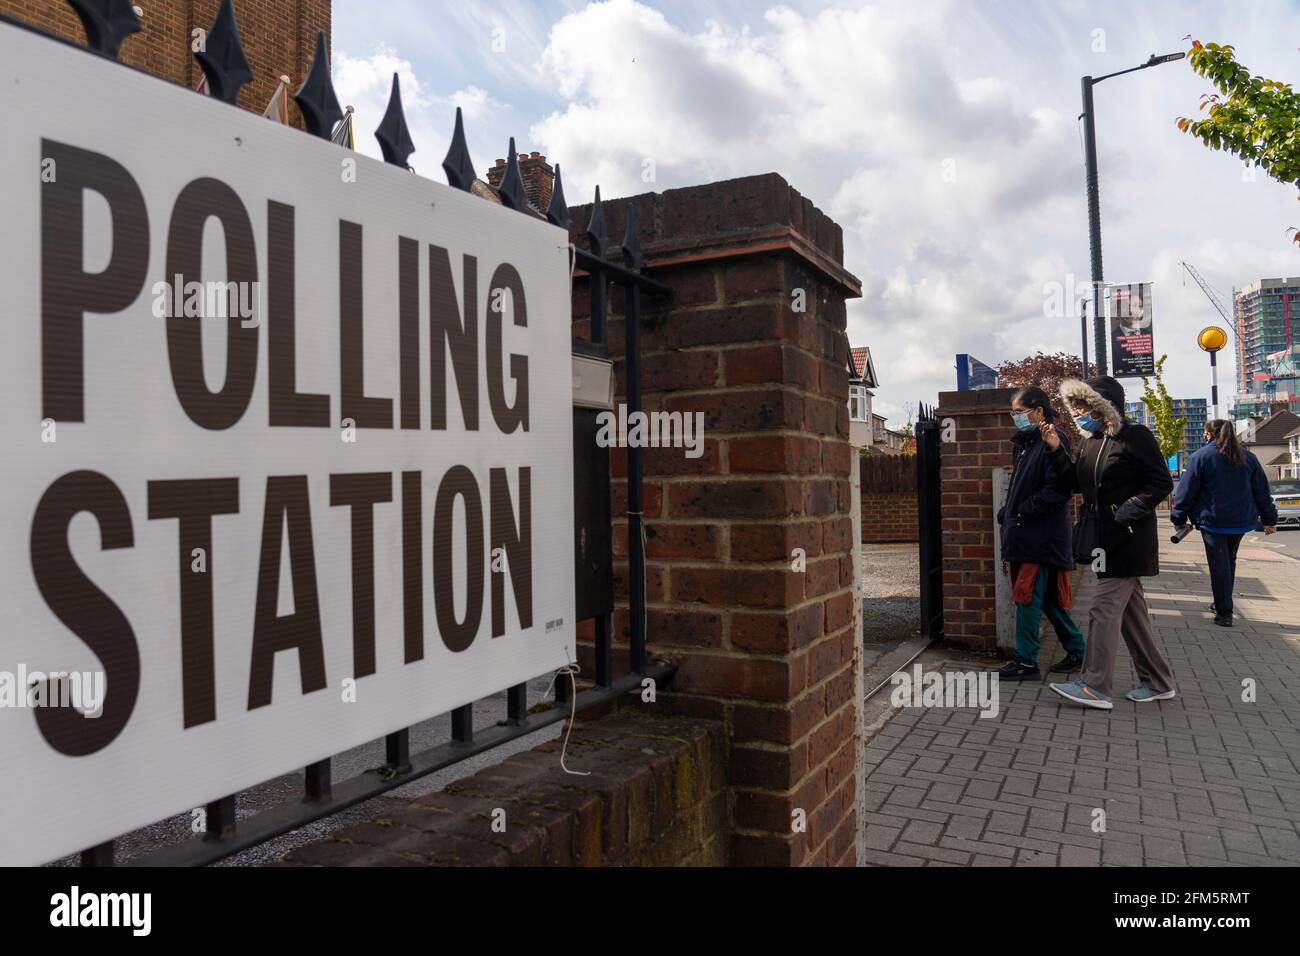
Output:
(1059, 378), (1125, 437)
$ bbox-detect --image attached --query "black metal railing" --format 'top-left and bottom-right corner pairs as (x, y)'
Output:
(915, 403), (944, 641)
(32, 0), (674, 867)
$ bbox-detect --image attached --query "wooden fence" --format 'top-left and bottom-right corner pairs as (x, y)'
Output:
(859, 454), (916, 493)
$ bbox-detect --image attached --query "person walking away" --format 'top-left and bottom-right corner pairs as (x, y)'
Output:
(1170, 419), (1278, 627)
(1040, 376), (1176, 710)
(994, 386), (1087, 680)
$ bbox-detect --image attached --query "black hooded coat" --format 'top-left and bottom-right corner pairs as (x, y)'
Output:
(1047, 377), (1173, 579)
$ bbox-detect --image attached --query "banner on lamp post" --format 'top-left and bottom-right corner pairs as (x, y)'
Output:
(1109, 282), (1156, 378)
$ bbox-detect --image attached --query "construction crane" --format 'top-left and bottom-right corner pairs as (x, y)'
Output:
(1179, 261), (1240, 341)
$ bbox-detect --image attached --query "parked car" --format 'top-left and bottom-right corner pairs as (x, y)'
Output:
(1270, 478), (1300, 529)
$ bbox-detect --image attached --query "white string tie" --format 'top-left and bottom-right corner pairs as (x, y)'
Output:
(542, 652), (590, 777)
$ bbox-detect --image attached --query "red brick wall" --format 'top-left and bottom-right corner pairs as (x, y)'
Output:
(936, 388), (1016, 650)
(285, 712), (726, 866)
(861, 490), (918, 543)
(0, 0), (330, 126)
(569, 174), (863, 867)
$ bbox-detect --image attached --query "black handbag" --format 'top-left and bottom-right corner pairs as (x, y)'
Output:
(1072, 435), (1110, 566)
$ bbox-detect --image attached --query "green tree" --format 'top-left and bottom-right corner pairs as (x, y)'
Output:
(1139, 355), (1188, 460)
(1177, 39), (1300, 242)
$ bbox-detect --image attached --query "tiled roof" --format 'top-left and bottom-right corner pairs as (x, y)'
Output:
(850, 346), (878, 387)
(1265, 451), (1293, 466)
(1251, 410), (1300, 444)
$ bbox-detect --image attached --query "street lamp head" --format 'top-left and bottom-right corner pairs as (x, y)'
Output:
(1148, 51), (1187, 66)
(1198, 326), (1228, 352)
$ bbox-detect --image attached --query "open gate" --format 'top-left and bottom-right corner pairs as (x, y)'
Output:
(915, 404), (944, 641)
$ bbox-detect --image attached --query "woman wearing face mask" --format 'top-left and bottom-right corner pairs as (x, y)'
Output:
(1170, 419), (1278, 627)
(994, 387), (1087, 681)
(1040, 376), (1175, 709)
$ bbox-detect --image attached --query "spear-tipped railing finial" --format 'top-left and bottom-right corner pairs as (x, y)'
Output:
(194, 0), (253, 105)
(66, 0), (141, 60)
(293, 31), (343, 139)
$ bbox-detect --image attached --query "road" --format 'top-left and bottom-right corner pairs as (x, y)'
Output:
(1236, 528), (1300, 562)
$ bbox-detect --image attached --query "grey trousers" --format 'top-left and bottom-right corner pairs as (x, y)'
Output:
(1081, 576), (1176, 698)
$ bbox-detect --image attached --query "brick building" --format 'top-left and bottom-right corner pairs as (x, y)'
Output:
(0, 0), (330, 124)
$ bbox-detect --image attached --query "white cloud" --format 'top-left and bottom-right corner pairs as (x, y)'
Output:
(523, 0), (1095, 423)
(332, 46), (514, 178)
(331, 0), (1300, 426)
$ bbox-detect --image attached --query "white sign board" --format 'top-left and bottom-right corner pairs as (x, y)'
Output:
(0, 21), (575, 865)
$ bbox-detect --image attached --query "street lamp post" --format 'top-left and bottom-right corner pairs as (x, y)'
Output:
(1080, 51), (1186, 377)
(1198, 326), (1228, 418)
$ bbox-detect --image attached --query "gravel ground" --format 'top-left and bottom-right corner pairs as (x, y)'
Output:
(48, 674), (562, 867)
(861, 543), (921, 638)
(863, 541), (925, 632)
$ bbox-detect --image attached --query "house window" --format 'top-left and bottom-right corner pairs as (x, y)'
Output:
(849, 385), (868, 422)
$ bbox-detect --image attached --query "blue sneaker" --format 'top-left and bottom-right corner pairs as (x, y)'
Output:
(1050, 679), (1113, 710)
(1126, 684), (1176, 703)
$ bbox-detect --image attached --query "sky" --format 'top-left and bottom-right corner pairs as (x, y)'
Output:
(332, 0), (1300, 427)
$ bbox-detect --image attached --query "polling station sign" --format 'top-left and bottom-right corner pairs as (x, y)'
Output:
(0, 21), (575, 865)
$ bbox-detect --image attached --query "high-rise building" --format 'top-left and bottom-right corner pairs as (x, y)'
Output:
(1126, 398), (1208, 460)
(1233, 279), (1300, 418)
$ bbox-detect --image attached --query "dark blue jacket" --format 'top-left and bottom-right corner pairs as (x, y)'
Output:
(1171, 442), (1278, 531)
(998, 426), (1074, 569)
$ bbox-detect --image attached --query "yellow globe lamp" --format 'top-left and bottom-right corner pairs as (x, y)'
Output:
(1197, 326), (1227, 352)
(1196, 326), (1229, 418)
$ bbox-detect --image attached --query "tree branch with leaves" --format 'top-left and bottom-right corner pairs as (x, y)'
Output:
(1177, 38), (1300, 243)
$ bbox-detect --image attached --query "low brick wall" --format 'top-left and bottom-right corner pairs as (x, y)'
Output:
(861, 490), (918, 543)
(280, 711), (726, 866)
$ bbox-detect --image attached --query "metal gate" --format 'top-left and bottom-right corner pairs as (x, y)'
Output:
(915, 403), (944, 641)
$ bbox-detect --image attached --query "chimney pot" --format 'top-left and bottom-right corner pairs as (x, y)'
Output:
(486, 148), (553, 212)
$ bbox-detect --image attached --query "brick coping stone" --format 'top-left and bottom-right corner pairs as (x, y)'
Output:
(279, 709), (727, 867)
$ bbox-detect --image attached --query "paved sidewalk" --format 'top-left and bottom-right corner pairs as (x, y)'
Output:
(862, 534), (1300, 866)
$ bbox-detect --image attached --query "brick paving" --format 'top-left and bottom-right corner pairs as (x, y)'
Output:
(863, 536), (1300, 866)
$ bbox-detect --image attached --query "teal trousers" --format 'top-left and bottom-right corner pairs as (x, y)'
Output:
(1014, 564), (1086, 666)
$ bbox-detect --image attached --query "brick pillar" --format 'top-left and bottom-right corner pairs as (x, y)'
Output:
(569, 173), (863, 866)
(935, 387), (1017, 651)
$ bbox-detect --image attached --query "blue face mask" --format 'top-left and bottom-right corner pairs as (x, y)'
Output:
(1074, 412), (1103, 434)
(1012, 412), (1035, 432)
